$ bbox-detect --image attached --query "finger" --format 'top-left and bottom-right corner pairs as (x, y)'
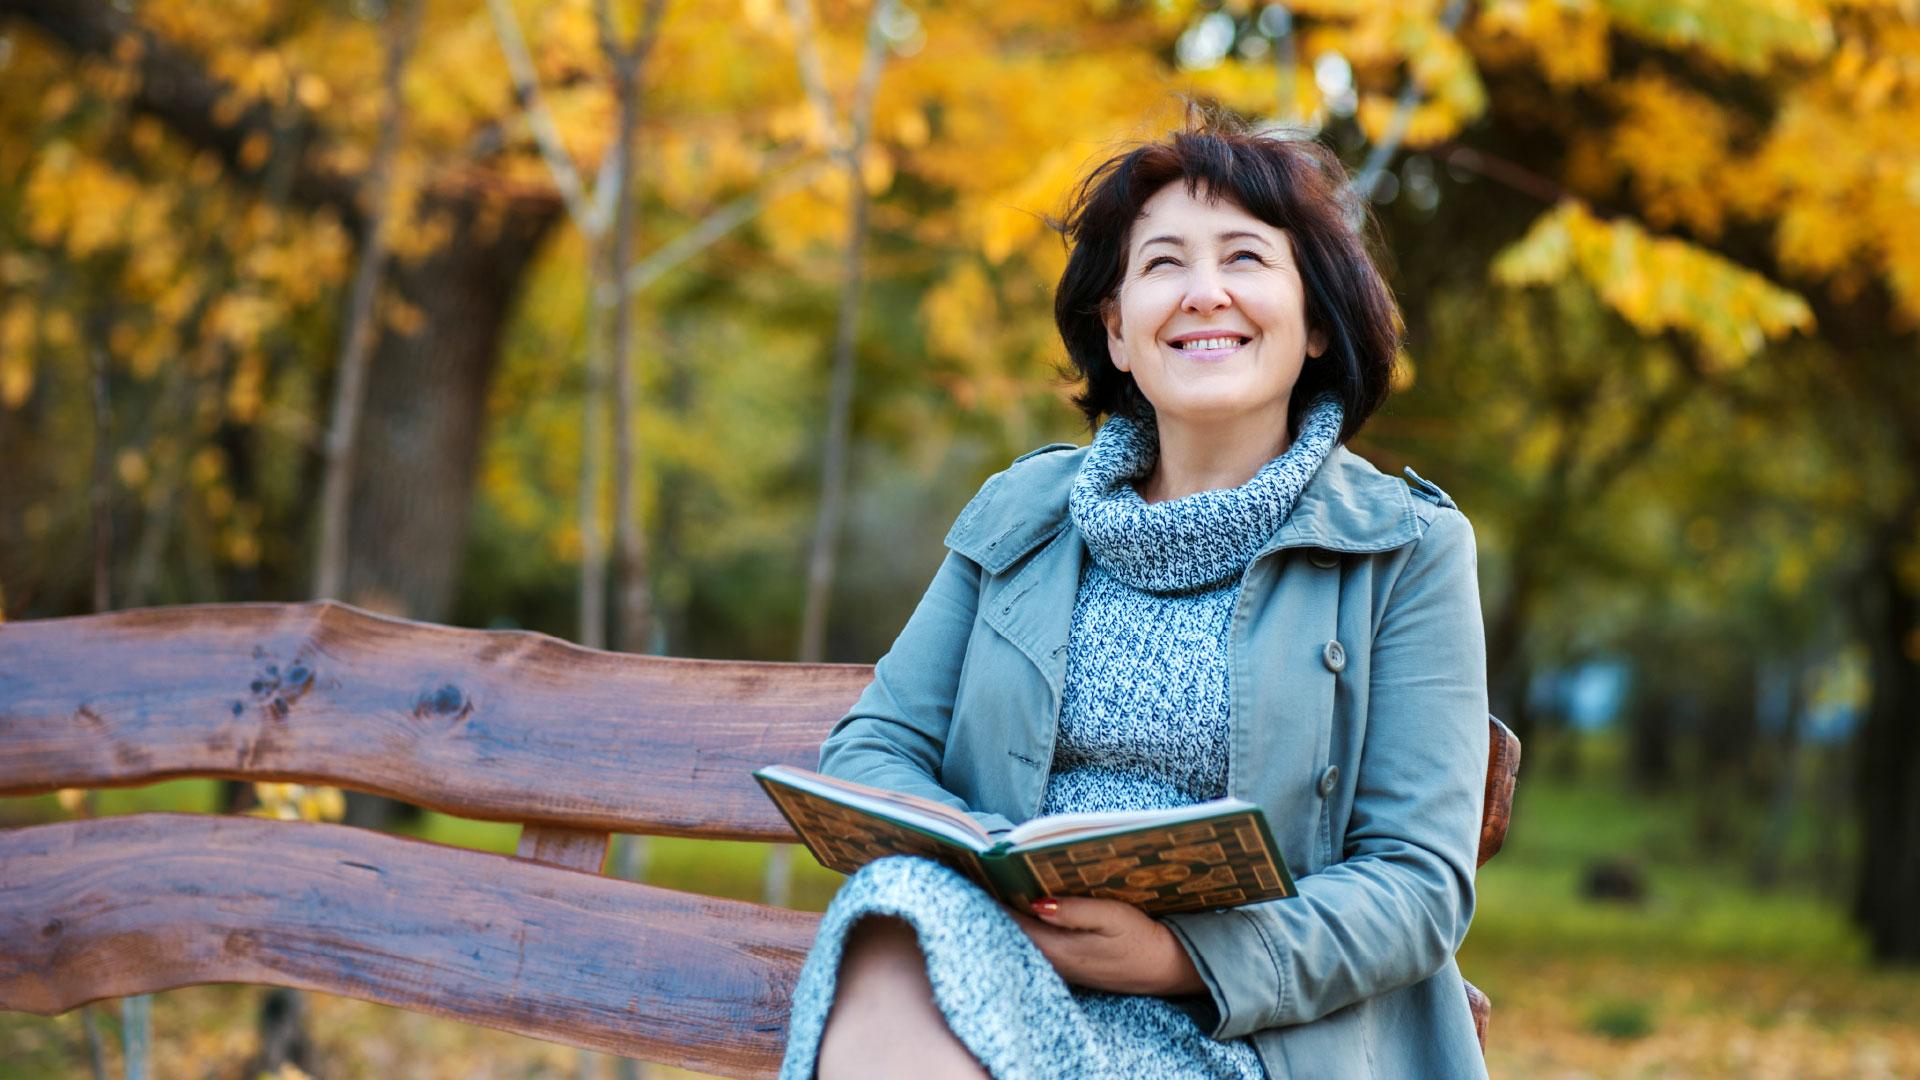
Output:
(1007, 912), (1081, 972)
(1008, 910), (1066, 950)
(1031, 895), (1136, 934)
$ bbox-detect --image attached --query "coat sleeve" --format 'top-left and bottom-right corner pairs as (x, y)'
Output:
(1162, 507), (1490, 1038)
(815, 546), (1019, 836)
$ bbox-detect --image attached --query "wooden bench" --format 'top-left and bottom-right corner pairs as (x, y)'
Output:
(0, 600), (1520, 1076)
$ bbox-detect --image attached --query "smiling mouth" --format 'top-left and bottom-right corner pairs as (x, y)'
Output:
(1168, 335), (1251, 357)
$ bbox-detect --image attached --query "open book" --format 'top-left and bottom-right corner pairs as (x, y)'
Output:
(754, 765), (1295, 915)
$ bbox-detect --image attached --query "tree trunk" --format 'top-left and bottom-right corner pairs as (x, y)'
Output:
(795, 0), (890, 665)
(1751, 660), (1807, 888)
(314, 0), (420, 602)
(1698, 657), (1760, 789)
(1625, 681), (1676, 792)
(342, 194), (559, 621)
(604, 0), (666, 657)
(1854, 534), (1920, 963)
(1483, 565), (1537, 746)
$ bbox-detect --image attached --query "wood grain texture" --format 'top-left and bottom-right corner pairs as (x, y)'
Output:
(1478, 715), (1522, 868)
(517, 825), (611, 873)
(1464, 978), (1490, 1052)
(0, 602), (870, 840)
(0, 813), (818, 1078)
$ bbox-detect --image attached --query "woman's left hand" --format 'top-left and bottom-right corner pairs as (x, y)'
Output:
(1010, 896), (1207, 996)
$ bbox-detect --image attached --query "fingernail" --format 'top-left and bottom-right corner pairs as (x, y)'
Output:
(1030, 898), (1058, 916)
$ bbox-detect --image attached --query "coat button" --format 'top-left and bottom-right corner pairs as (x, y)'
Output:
(1322, 639), (1347, 673)
(1317, 765), (1340, 798)
(1309, 550), (1339, 570)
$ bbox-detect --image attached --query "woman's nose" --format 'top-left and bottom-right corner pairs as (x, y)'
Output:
(1181, 268), (1231, 313)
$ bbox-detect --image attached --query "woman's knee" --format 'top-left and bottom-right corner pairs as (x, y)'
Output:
(818, 916), (985, 1079)
(835, 915), (928, 988)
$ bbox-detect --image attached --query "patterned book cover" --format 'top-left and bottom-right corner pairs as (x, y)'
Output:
(757, 768), (1295, 914)
(757, 773), (997, 895)
(1015, 809), (1294, 915)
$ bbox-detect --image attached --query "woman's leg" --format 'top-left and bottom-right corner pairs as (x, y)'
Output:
(815, 915), (990, 1080)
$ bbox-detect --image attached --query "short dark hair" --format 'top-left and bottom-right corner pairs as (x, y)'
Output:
(1052, 114), (1402, 444)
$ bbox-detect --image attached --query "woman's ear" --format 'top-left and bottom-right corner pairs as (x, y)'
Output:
(1102, 297), (1130, 372)
(1307, 325), (1328, 359)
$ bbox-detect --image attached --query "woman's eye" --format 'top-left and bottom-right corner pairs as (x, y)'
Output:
(1231, 250), (1264, 264)
(1143, 256), (1176, 270)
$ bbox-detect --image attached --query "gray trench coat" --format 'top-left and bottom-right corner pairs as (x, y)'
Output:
(819, 440), (1492, 1079)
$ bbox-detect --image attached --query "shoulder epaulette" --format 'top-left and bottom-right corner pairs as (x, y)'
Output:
(1011, 441), (1079, 465)
(1402, 465), (1457, 510)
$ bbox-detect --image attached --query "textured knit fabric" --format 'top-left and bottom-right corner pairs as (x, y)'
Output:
(779, 395), (1346, 1080)
(1070, 394), (1347, 593)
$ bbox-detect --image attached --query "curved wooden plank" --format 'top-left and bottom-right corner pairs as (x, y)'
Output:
(1477, 714), (1522, 869)
(0, 602), (870, 840)
(1463, 978), (1490, 1052)
(0, 813), (819, 1078)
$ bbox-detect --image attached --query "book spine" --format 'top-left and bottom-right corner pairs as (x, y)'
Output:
(979, 850), (1044, 909)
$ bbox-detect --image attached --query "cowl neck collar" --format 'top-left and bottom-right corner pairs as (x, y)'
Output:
(1069, 394), (1345, 594)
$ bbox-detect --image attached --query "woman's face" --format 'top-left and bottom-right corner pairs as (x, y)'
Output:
(1102, 181), (1325, 427)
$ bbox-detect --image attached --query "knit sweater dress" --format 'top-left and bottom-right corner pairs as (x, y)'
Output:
(778, 395), (1346, 1080)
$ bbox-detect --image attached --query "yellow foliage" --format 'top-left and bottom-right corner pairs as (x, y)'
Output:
(1179, 59), (1282, 118)
(1600, 0), (1833, 72)
(250, 783), (346, 823)
(116, 448), (150, 490)
(978, 146), (1086, 265)
(42, 310), (76, 348)
(892, 106), (931, 149)
(1600, 73), (1742, 240)
(0, 355), (30, 409)
(226, 350), (265, 422)
(1390, 348), (1417, 391)
(1737, 54), (1920, 322)
(1493, 201), (1815, 368)
(1476, 0), (1613, 87)
(383, 295), (428, 337)
(860, 144), (894, 195)
(0, 303), (33, 408)
(1355, 93), (1470, 148)
(224, 527), (260, 566)
(763, 176), (848, 262)
(296, 73), (331, 111)
(190, 446), (226, 486)
(25, 147), (146, 257)
(922, 262), (998, 366)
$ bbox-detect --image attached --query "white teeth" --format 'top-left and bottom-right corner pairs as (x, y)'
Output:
(1175, 337), (1245, 351)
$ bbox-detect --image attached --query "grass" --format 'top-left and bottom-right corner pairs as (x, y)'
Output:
(5, 741), (1919, 1078)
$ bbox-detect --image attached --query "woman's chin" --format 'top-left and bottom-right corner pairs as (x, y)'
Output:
(1144, 393), (1295, 429)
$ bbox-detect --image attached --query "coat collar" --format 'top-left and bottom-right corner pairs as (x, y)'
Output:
(946, 442), (1420, 574)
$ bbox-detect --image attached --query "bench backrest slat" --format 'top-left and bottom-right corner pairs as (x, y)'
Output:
(0, 602), (869, 841)
(0, 813), (814, 1078)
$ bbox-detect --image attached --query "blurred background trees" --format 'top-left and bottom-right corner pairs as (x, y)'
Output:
(1, 0), (1916, 1036)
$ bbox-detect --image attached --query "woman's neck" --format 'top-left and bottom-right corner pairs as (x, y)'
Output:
(1136, 406), (1295, 503)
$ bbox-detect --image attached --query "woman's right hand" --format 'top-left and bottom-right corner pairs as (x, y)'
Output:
(1010, 896), (1206, 996)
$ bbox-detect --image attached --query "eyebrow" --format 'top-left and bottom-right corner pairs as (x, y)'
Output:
(1139, 230), (1274, 250)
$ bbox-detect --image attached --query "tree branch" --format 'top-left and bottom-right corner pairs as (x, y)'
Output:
(484, 0), (596, 229)
(1352, 0), (1470, 202)
(782, 0), (850, 159)
(623, 152), (832, 294)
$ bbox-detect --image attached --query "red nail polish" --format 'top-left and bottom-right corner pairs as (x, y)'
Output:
(1030, 898), (1058, 916)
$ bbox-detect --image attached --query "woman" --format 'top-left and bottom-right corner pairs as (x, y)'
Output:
(780, 117), (1491, 1079)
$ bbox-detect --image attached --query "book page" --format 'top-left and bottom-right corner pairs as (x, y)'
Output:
(1004, 798), (1254, 847)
